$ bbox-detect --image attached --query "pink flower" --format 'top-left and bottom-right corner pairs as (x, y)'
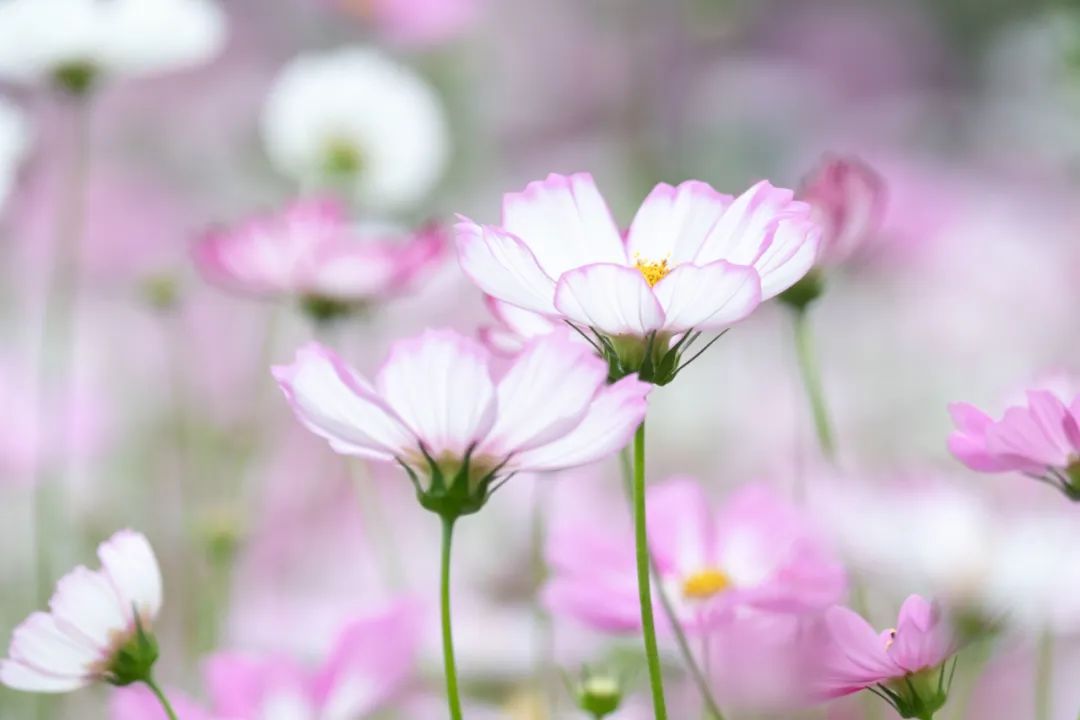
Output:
(544, 478), (845, 633)
(948, 389), (1080, 499)
(273, 329), (650, 517)
(820, 595), (956, 717)
(194, 197), (445, 312)
(799, 154), (886, 268)
(479, 295), (583, 355)
(336, 0), (480, 47)
(1, 531), (162, 693)
(111, 686), (215, 720)
(455, 173), (820, 383)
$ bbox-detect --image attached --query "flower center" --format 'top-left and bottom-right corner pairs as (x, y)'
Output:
(681, 568), (731, 599)
(633, 254), (671, 288)
(323, 138), (363, 177)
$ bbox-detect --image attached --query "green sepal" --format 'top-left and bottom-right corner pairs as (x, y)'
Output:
(777, 268), (826, 312)
(105, 613), (159, 687)
(398, 444), (511, 522)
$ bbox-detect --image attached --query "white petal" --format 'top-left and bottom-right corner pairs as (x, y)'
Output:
(97, 530), (162, 622)
(48, 566), (129, 652)
(376, 330), (496, 458)
(6, 613), (99, 679)
(754, 215), (820, 299)
(553, 263), (665, 336)
(625, 181), (733, 266)
(695, 181), (796, 266)
(455, 219), (558, 315)
(651, 261), (762, 332)
(510, 375), (650, 471)
(0, 659), (88, 693)
(273, 343), (415, 462)
(479, 332), (608, 456)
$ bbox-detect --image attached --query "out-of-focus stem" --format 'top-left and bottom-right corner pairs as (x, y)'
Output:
(633, 421), (668, 720)
(530, 480), (555, 714)
(440, 515), (464, 720)
(144, 676), (178, 720)
(1035, 632), (1053, 720)
(792, 307), (835, 462)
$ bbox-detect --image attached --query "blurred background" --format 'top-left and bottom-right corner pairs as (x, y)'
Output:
(3, 0), (1080, 717)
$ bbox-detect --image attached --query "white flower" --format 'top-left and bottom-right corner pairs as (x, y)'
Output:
(0, 97), (29, 211)
(261, 47), (450, 211)
(0, 530), (163, 692)
(0, 0), (226, 88)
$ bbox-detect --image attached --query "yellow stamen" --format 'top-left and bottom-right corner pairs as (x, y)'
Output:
(681, 568), (731, 599)
(634, 253), (671, 287)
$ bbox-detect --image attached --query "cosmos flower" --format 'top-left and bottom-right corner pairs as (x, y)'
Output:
(821, 595), (956, 719)
(262, 48), (449, 211)
(455, 173), (819, 384)
(1, 530), (162, 692)
(478, 295), (582, 355)
(948, 389), (1080, 499)
(799, 154), (886, 268)
(544, 478), (845, 632)
(274, 329), (649, 519)
(194, 196), (446, 319)
(0, 0), (226, 92)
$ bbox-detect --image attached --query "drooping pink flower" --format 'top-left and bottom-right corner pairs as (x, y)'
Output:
(948, 389), (1080, 499)
(799, 154), (886, 268)
(273, 329), (650, 516)
(194, 196), (445, 312)
(820, 595), (956, 716)
(455, 173), (820, 383)
(1, 530), (162, 693)
(544, 478), (845, 633)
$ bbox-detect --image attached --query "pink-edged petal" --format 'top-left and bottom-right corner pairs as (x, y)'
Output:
(6, 613), (99, 680)
(988, 403), (1073, 469)
(695, 181), (798, 266)
(800, 155), (886, 267)
(272, 343), (415, 462)
(888, 595), (953, 673)
(0, 659), (89, 693)
(501, 172), (626, 276)
(646, 477), (715, 577)
(753, 213), (820, 299)
(376, 330), (496, 458)
(48, 566), (129, 653)
(823, 606), (900, 689)
(651, 260), (762, 332)
(553, 263), (665, 336)
(479, 331), (608, 457)
(479, 295), (562, 355)
(946, 402), (1018, 472)
(625, 180), (734, 265)
(454, 218), (558, 315)
(509, 375), (650, 472)
(97, 530), (162, 622)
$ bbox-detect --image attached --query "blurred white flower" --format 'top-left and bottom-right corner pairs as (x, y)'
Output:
(0, 97), (29, 210)
(0, 0), (227, 90)
(261, 47), (450, 211)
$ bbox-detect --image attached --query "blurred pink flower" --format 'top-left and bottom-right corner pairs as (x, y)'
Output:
(820, 595), (956, 713)
(948, 389), (1080, 498)
(337, 0), (480, 47)
(111, 686), (215, 720)
(544, 478), (845, 633)
(1, 531), (162, 693)
(273, 329), (649, 514)
(194, 196), (446, 310)
(456, 173), (819, 339)
(799, 154), (886, 268)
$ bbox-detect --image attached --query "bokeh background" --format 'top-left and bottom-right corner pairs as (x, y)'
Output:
(3, 0), (1080, 717)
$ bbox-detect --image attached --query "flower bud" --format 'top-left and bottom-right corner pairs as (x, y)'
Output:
(573, 670), (623, 719)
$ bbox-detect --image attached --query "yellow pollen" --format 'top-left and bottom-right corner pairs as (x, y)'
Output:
(681, 568), (731, 599)
(634, 253), (671, 287)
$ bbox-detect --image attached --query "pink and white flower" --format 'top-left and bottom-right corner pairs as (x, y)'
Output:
(455, 173), (820, 383)
(194, 197), (445, 311)
(479, 295), (576, 355)
(799, 154), (886, 268)
(948, 389), (1080, 499)
(1, 530), (162, 693)
(544, 478), (845, 633)
(820, 595), (956, 716)
(273, 329), (650, 516)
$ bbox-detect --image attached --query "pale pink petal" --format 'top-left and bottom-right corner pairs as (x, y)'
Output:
(651, 260), (762, 332)
(509, 375), (650, 471)
(646, 478), (715, 577)
(6, 613), (99, 680)
(454, 219), (558, 315)
(1026, 390), (1080, 458)
(48, 566), (129, 653)
(479, 332), (608, 457)
(988, 404), (1073, 468)
(800, 155), (886, 267)
(553, 263), (665, 336)
(888, 595), (953, 674)
(205, 653), (310, 718)
(0, 659), (89, 693)
(97, 530), (162, 622)
(110, 685), (214, 720)
(752, 213), (820, 299)
(695, 181), (798, 266)
(376, 330), (496, 457)
(501, 172), (626, 276)
(625, 181), (733, 266)
(479, 295), (562, 355)
(821, 606), (901, 694)
(273, 343), (415, 461)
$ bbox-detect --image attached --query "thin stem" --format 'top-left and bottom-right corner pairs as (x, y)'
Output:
(1035, 632), (1053, 720)
(440, 515), (464, 720)
(143, 676), (179, 720)
(633, 421), (668, 720)
(792, 307), (835, 462)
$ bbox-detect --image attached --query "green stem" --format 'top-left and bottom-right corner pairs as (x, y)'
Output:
(792, 307), (835, 461)
(633, 422), (668, 720)
(143, 676), (178, 720)
(440, 515), (464, 720)
(1036, 633), (1053, 720)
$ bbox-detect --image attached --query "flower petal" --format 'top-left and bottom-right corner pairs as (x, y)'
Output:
(553, 263), (665, 336)
(646, 478), (715, 577)
(501, 172), (626, 276)
(97, 530), (162, 622)
(651, 260), (762, 332)
(273, 343), (415, 461)
(821, 605), (900, 693)
(889, 595), (953, 674)
(6, 613), (99, 680)
(0, 658), (88, 693)
(625, 180), (733, 265)
(48, 566), (129, 653)
(454, 218), (558, 315)
(509, 375), (650, 471)
(695, 181), (797, 266)
(376, 330), (496, 458)
(753, 212), (821, 299)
